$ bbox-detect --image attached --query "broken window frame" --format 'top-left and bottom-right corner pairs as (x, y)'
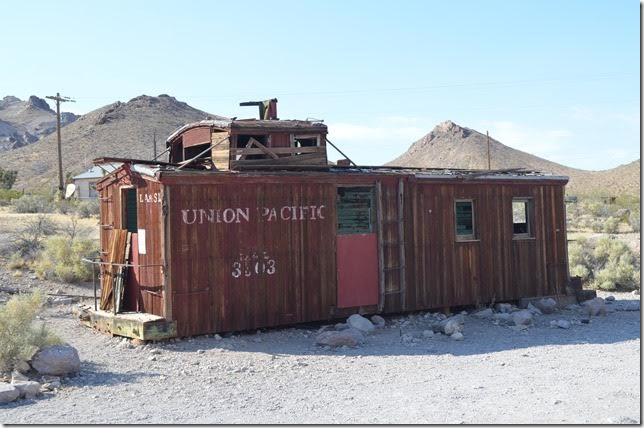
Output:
(454, 199), (476, 241)
(291, 134), (320, 148)
(234, 134), (271, 160)
(512, 197), (533, 238)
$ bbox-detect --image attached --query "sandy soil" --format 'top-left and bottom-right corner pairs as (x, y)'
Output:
(0, 289), (639, 424)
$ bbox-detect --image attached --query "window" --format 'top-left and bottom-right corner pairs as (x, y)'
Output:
(512, 198), (532, 237)
(455, 200), (475, 240)
(121, 188), (138, 233)
(337, 187), (374, 234)
(292, 135), (319, 148)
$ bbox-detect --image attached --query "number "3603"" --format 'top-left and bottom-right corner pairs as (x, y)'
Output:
(232, 251), (276, 278)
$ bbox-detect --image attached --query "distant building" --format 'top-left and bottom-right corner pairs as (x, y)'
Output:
(72, 163), (121, 199)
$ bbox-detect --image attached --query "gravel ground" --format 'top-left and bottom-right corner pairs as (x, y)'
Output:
(1, 288), (640, 424)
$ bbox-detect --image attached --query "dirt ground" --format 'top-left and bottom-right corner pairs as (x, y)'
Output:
(0, 284), (640, 424)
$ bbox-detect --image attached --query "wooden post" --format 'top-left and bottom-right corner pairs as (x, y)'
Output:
(45, 93), (75, 198)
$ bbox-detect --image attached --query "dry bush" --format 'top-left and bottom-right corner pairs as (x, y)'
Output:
(0, 291), (62, 372)
(13, 194), (54, 214)
(569, 236), (640, 291)
(33, 236), (98, 283)
(6, 215), (58, 261)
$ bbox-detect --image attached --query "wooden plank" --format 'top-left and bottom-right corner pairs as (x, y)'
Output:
(398, 178), (406, 310)
(211, 132), (230, 171)
(231, 152), (327, 168)
(248, 137), (279, 159)
(230, 146), (325, 156)
(376, 181), (385, 312)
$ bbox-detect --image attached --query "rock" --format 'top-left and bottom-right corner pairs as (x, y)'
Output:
(473, 308), (493, 319)
(422, 329), (434, 339)
(370, 315), (386, 328)
(315, 328), (364, 348)
(346, 314), (375, 334)
(334, 323), (349, 331)
(631, 289), (639, 296)
(460, 310), (468, 315)
(451, 332), (464, 341)
(149, 349), (161, 355)
(580, 318), (590, 324)
(0, 384), (19, 404)
(51, 296), (73, 305)
(41, 380), (60, 391)
(147, 356), (156, 361)
(582, 297), (607, 317)
(605, 295), (615, 302)
(401, 333), (414, 343)
(495, 303), (513, 313)
(527, 303), (542, 315)
(493, 312), (512, 323)
(214, 334), (222, 341)
(442, 315), (465, 335)
(12, 380), (41, 398)
(15, 360), (30, 373)
(11, 371), (29, 383)
(31, 345), (81, 376)
(131, 338), (145, 347)
(511, 310), (533, 326)
(534, 298), (557, 314)
(556, 320), (571, 329)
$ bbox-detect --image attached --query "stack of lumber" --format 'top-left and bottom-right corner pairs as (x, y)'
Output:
(99, 229), (131, 311)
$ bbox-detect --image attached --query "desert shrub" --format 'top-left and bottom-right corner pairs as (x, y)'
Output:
(629, 209), (640, 233)
(568, 236), (640, 291)
(0, 189), (22, 206)
(7, 215), (58, 260)
(55, 198), (78, 215)
(6, 252), (29, 270)
(76, 200), (99, 218)
(590, 220), (604, 233)
(0, 167), (18, 190)
(34, 236), (98, 283)
(603, 217), (620, 234)
(0, 291), (62, 372)
(13, 194), (54, 213)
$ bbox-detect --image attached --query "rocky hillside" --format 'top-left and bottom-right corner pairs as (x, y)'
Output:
(388, 121), (640, 196)
(0, 96), (78, 151)
(4, 95), (226, 190)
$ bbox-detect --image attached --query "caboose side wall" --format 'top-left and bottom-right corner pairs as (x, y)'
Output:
(96, 168), (166, 316)
(386, 179), (568, 314)
(159, 172), (568, 337)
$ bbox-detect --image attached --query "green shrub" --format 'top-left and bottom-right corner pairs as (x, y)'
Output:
(0, 291), (62, 372)
(0, 189), (22, 206)
(76, 200), (99, 218)
(568, 236), (640, 291)
(603, 217), (620, 234)
(629, 209), (640, 233)
(6, 252), (29, 270)
(55, 198), (78, 215)
(13, 194), (54, 213)
(34, 236), (98, 283)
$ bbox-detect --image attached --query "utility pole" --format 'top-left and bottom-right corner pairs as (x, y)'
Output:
(486, 130), (491, 170)
(46, 92), (75, 197)
(153, 130), (157, 159)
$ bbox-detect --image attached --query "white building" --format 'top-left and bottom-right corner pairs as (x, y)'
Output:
(71, 163), (121, 199)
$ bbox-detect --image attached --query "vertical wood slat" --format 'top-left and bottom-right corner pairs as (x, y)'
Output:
(397, 178), (406, 310)
(376, 181), (385, 312)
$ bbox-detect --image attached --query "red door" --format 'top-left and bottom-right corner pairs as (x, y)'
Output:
(336, 187), (379, 308)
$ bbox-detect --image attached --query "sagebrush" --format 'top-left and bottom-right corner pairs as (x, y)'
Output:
(569, 236), (640, 291)
(0, 291), (62, 372)
(34, 236), (98, 282)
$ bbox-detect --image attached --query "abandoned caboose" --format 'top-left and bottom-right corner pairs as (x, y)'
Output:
(88, 100), (571, 339)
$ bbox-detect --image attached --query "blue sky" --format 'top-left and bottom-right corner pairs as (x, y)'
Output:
(2, 0), (639, 170)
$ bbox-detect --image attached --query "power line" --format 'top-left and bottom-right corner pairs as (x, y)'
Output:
(45, 92), (75, 197)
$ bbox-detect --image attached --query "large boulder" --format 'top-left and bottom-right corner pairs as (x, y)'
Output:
(0, 383), (20, 404)
(582, 297), (607, 317)
(534, 298), (557, 314)
(30, 345), (80, 376)
(346, 314), (375, 334)
(511, 310), (533, 326)
(315, 328), (365, 348)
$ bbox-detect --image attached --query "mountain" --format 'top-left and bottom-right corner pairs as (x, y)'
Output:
(3, 94), (227, 190)
(0, 95), (78, 151)
(387, 120), (640, 196)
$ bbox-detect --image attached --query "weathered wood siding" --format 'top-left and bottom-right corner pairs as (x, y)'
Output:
(96, 168), (165, 316)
